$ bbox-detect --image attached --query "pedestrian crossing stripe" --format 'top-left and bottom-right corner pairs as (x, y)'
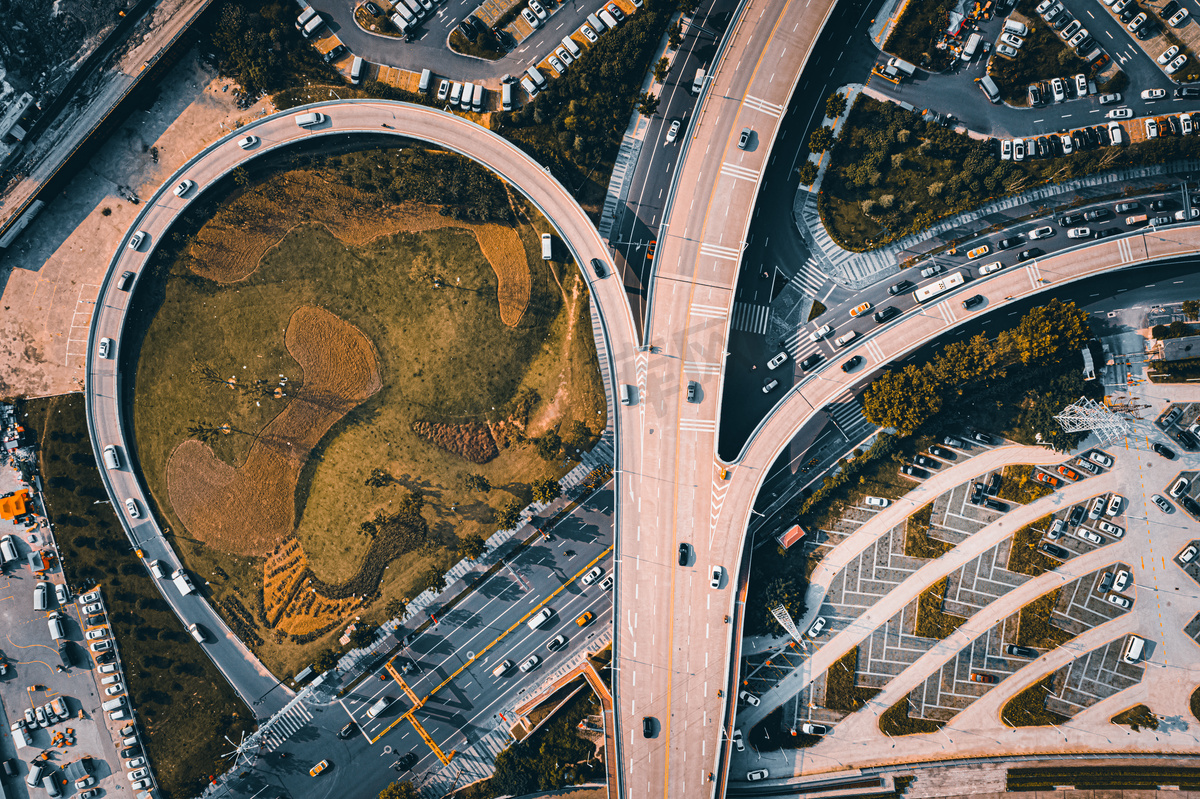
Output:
(864, 339), (885, 363)
(731, 303), (769, 335)
(699, 242), (741, 261)
(680, 418), (717, 432)
(743, 94), (784, 118)
(684, 361), (722, 374)
(720, 162), (759, 182)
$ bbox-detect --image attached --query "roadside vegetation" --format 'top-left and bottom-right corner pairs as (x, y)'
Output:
(820, 95), (1200, 250)
(1001, 675), (1069, 727)
(808, 300), (827, 320)
(130, 147), (605, 675)
(1015, 589), (1072, 648)
(904, 503), (951, 559)
(879, 694), (945, 735)
(914, 577), (967, 639)
(988, 1), (1093, 106)
(1007, 516), (1057, 576)
(29, 395), (254, 798)
(1111, 703), (1159, 731)
(883, 0), (959, 70)
(997, 464), (1055, 505)
(1192, 685), (1200, 722)
(1007, 766), (1200, 791)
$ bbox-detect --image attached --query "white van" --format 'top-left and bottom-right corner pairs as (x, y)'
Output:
(419, 68), (432, 93)
(109, 709), (128, 721)
(47, 615), (66, 641)
(102, 697), (127, 712)
(460, 82), (474, 110)
(502, 81), (514, 111)
(561, 36), (581, 57)
(295, 112), (325, 128)
(367, 696), (393, 718)
(835, 330), (858, 347)
(0, 535), (17, 563)
(541, 233), (553, 260)
(148, 559), (166, 578)
(473, 84), (484, 112)
(960, 32), (981, 62)
(302, 14), (324, 37)
(1123, 635), (1146, 663)
(296, 6), (317, 28)
(527, 607), (553, 629)
(978, 75), (1000, 104)
(33, 582), (49, 611)
(526, 66), (547, 86)
(692, 67), (706, 95)
(598, 8), (618, 28)
(492, 659), (513, 677)
(188, 623), (205, 643)
(586, 11), (605, 31)
(350, 56), (365, 85)
(521, 77), (539, 97)
(390, 11), (411, 32)
(620, 384), (634, 405)
(103, 445), (121, 470)
(450, 82), (463, 105)
(1003, 19), (1028, 35)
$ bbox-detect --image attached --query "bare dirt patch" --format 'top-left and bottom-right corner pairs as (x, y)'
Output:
(166, 305), (381, 556)
(411, 420), (499, 464)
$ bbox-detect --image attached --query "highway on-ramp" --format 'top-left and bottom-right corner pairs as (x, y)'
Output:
(84, 99), (638, 721)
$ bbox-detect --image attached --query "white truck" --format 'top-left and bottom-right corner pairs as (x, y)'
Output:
(171, 568), (196, 596)
(880, 57), (917, 80)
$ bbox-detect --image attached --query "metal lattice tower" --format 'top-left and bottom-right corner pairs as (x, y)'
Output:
(1055, 396), (1131, 441)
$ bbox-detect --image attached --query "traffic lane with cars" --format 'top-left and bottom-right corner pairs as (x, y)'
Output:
(346, 549), (615, 741)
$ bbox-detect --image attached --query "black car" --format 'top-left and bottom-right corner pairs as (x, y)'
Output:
(1164, 1), (1181, 16)
(1176, 429), (1198, 449)
(678, 543), (689, 566)
(643, 717), (655, 737)
(973, 430), (996, 445)
(1068, 504), (1086, 527)
(1120, 5), (1137, 21)
(902, 465), (929, 478)
(119, 746), (141, 759)
(888, 280), (914, 295)
(686, 380), (698, 403)
(338, 722), (357, 739)
(984, 498), (1007, 512)
(1094, 227), (1122, 239)
(1153, 442), (1176, 459)
(1071, 130), (1087, 151)
(874, 306), (900, 323)
(458, 20), (479, 41)
(1184, 495), (1200, 516)
(1150, 198), (1168, 211)
(1076, 35), (1095, 54)
(987, 472), (1002, 495)
(841, 355), (863, 372)
(800, 353), (823, 371)
(929, 445), (955, 459)
(1136, 21), (1154, 38)
(1099, 572), (1114, 592)
(1005, 644), (1037, 658)
(1053, 12), (1072, 28)
(590, 258), (607, 278)
(1176, 86), (1200, 98)
(914, 454), (936, 468)
(1035, 137), (1049, 158)
(970, 482), (985, 505)
(322, 44), (347, 63)
(365, 1), (382, 13)
(1039, 542), (1069, 559)
(1058, 213), (1084, 227)
(1017, 248), (1042, 261)
(944, 435), (966, 448)
(962, 294), (984, 309)
(997, 236), (1022, 250)
(96, 651), (116, 664)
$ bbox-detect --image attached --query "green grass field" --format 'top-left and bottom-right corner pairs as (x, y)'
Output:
(130, 151), (606, 674)
(29, 395), (254, 798)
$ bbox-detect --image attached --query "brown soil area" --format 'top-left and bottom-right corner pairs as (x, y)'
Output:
(185, 171), (531, 325)
(263, 538), (363, 636)
(410, 420), (499, 463)
(166, 305), (382, 556)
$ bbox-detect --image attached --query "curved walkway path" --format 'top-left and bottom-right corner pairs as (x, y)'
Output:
(84, 99), (636, 717)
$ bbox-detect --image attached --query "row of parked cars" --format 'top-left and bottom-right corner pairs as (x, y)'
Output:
(1033, 0), (1105, 61)
(1000, 120), (1125, 162)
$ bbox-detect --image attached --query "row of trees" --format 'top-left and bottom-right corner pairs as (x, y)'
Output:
(201, 0), (335, 97)
(862, 299), (1092, 445)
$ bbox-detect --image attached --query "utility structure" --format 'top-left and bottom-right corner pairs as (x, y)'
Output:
(1054, 396), (1133, 441)
(385, 657), (455, 766)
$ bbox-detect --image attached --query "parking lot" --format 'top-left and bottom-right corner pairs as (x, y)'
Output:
(0, 464), (147, 796)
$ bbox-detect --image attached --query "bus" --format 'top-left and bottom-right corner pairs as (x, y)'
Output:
(914, 271), (966, 303)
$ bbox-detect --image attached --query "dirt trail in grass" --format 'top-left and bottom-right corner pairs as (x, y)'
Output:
(167, 305), (381, 556)
(188, 171), (531, 325)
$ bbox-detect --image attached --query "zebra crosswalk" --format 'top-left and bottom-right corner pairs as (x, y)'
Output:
(731, 302), (769, 334)
(258, 700), (313, 752)
(789, 257), (830, 296)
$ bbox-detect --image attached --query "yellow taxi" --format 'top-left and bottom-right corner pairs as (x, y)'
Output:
(848, 301), (872, 318)
(967, 244), (991, 259)
(309, 760), (330, 777)
(576, 612), (594, 627)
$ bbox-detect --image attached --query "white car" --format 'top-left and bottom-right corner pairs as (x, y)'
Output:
(105, 684), (124, 696)
(1036, 0), (1052, 11)
(710, 565), (723, 589)
(767, 351), (788, 370)
(1087, 451), (1113, 467)
(1068, 28), (1088, 48)
(1141, 88), (1168, 100)
(1113, 570), (1130, 592)
(1013, 138), (1026, 161)
(1074, 73), (1088, 96)
(547, 55), (565, 75)
(980, 261), (1004, 274)
(173, 179), (195, 197)
(98, 338), (112, 359)
(1106, 108), (1133, 119)
(580, 23), (597, 41)
(237, 135), (259, 149)
(865, 496), (890, 508)
(1098, 92), (1122, 104)
(1028, 225), (1054, 239)
(126, 757), (146, 769)
(731, 728), (745, 751)
(1097, 520), (1124, 537)
(801, 722), (830, 734)
(82, 602), (102, 615)
(128, 768), (150, 781)
(747, 770), (769, 781)
(1067, 227), (1091, 239)
(131, 780), (153, 791)
(528, 0), (547, 18)
(807, 616), (827, 637)
(997, 43), (1018, 57)
(1167, 54), (1188, 75)
(1158, 45), (1180, 65)
(1059, 133), (1074, 154)
(1176, 208), (1200, 220)
(599, 574), (614, 591)
(1182, 113), (1194, 135)
(1179, 545), (1198, 564)
(1127, 12), (1146, 31)
(581, 566), (602, 585)
(1170, 7), (1189, 26)
(124, 498), (141, 519)
(1107, 593), (1132, 609)
(521, 8), (540, 27)
(739, 691), (761, 706)
(78, 591), (101, 605)
(1106, 494), (1123, 516)
(90, 640), (112, 653)
(85, 628), (108, 640)
(1076, 528), (1103, 545)
(127, 231), (147, 250)
(1146, 118), (1159, 139)
(1001, 139), (1012, 160)
(1061, 20), (1081, 40)
(437, 79), (449, 101)
(809, 324), (831, 342)
(1051, 77), (1066, 103)
(555, 46), (573, 66)
(666, 119), (681, 143)
(1000, 32), (1024, 48)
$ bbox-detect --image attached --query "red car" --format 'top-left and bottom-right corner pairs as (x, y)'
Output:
(1035, 472), (1060, 487)
(968, 672), (998, 683)
(1056, 465), (1080, 480)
